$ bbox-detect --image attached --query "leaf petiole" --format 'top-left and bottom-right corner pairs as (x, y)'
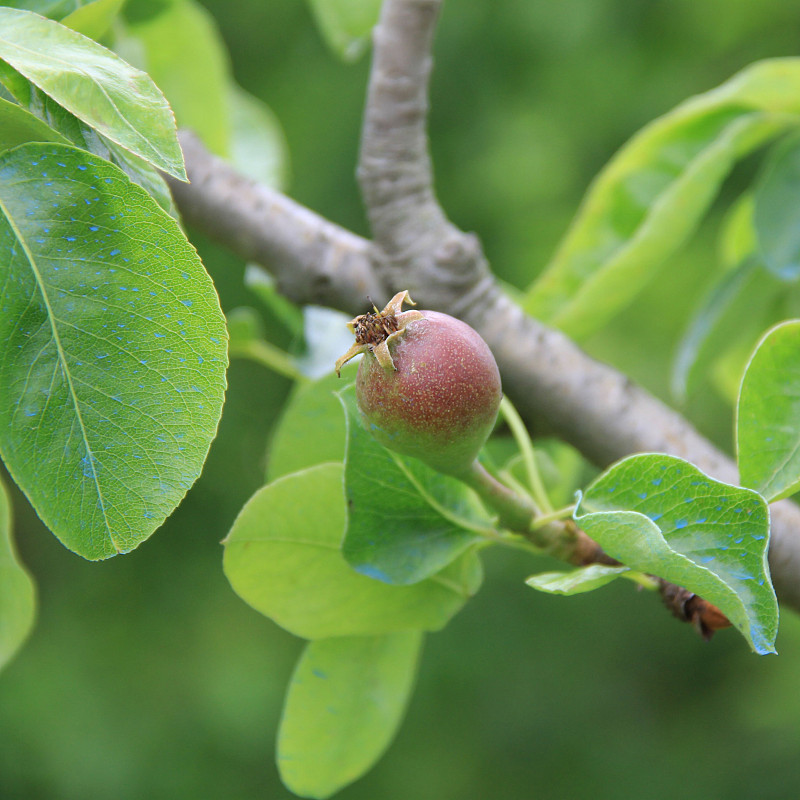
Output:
(530, 504), (577, 530)
(499, 396), (553, 513)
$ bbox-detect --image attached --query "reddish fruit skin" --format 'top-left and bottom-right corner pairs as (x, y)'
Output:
(355, 310), (501, 476)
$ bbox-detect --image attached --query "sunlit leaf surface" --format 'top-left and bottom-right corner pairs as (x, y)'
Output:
(525, 59), (800, 338)
(223, 463), (482, 639)
(341, 385), (485, 585)
(575, 453), (776, 654)
(738, 320), (800, 502)
(0, 144), (227, 558)
(278, 632), (422, 798)
(0, 7), (185, 178)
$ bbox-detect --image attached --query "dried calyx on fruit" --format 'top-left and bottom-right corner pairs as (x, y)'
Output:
(336, 291), (502, 477)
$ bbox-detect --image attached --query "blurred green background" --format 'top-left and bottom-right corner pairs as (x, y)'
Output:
(3, 0), (800, 797)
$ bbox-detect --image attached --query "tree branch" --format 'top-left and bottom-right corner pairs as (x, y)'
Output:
(167, 132), (385, 312)
(169, 1), (800, 615)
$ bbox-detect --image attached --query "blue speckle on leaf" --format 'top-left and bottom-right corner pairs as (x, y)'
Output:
(675, 519), (688, 529)
(355, 564), (393, 583)
(81, 454), (98, 478)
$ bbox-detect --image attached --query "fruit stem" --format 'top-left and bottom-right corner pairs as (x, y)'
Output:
(461, 461), (541, 539)
(530, 504), (577, 529)
(461, 461), (615, 565)
(499, 397), (553, 513)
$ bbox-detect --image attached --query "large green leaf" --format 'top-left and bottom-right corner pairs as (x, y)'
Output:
(524, 59), (800, 339)
(0, 7), (185, 179)
(307, 0), (382, 62)
(575, 454), (776, 654)
(223, 463), (482, 639)
(0, 95), (70, 152)
(340, 385), (486, 585)
(737, 320), (800, 502)
(278, 631), (422, 799)
(120, 0), (230, 156)
(754, 134), (800, 281)
(0, 473), (36, 672)
(0, 143), (227, 559)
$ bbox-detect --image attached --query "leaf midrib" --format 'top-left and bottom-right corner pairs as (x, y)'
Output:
(0, 193), (119, 552)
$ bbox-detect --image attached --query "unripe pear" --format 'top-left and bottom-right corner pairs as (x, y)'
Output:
(336, 292), (501, 476)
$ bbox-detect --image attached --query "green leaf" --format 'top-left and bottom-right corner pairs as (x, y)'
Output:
(0, 143), (227, 559)
(267, 368), (358, 482)
(737, 320), (800, 502)
(575, 453), (777, 654)
(224, 463), (481, 639)
(671, 258), (764, 402)
(278, 631), (422, 799)
(0, 472), (36, 672)
(754, 133), (800, 281)
(307, 0), (382, 63)
(121, 0), (230, 156)
(62, 0), (127, 40)
(0, 1), (76, 18)
(341, 384), (486, 585)
(229, 84), (289, 190)
(0, 7), (185, 179)
(0, 95), (71, 151)
(526, 563), (630, 595)
(719, 193), (757, 271)
(0, 71), (178, 214)
(524, 59), (800, 339)
(9, 70), (180, 213)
